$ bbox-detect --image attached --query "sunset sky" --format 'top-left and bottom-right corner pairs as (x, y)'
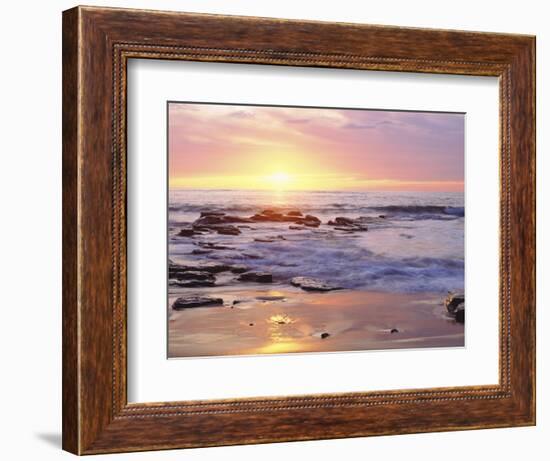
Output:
(168, 102), (464, 192)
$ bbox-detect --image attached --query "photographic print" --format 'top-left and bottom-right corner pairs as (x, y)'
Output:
(167, 102), (465, 358)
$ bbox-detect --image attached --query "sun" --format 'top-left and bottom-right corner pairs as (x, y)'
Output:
(267, 172), (291, 189)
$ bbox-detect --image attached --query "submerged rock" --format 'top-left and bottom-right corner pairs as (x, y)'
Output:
(290, 276), (342, 292)
(256, 295), (286, 301)
(238, 271), (273, 283)
(445, 292), (465, 323)
(197, 242), (237, 250)
(172, 296), (223, 309)
(321, 332), (330, 339)
(254, 235), (285, 243)
(390, 328), (399, 334)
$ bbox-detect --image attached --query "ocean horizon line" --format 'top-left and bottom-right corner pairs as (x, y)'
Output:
(168, 187), (464, 194)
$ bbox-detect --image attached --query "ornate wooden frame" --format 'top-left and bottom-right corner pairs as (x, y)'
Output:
(62, 5), (536, 454)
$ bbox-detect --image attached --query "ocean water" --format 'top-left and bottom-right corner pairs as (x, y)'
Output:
(168, 190), (464, 294)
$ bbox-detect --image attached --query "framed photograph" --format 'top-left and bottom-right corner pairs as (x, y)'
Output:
(62, 6), (535, 455)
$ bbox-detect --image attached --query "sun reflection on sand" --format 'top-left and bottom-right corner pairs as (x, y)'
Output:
(260, 313), (300, 354)
(256, 340), (302, 355)
(269, 314), (294, 325)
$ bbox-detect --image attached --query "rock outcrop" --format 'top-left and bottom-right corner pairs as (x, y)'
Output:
(327, 217), (368, 232)
(172, 296), (223, 309)
(290, 276), (342, 292)
(238, 271), (273, 283)
(444, 292), (465, 323)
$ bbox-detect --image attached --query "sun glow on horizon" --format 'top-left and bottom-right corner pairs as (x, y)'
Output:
(169, 174), (464, 192)
(266, 172), (292, 190)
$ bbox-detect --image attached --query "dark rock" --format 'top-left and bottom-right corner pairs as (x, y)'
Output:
(172, 271), (215, 281)
(215, 225), (241, 235)
(250, 213), (272, 222)
(390, 328), (399, 334)
(177, 228), (196, 237)
(193, 214), (252, 228)
(221, 215), (255, 224)
(335, 217), (355, 226)
(295, 215), (321, 227)
(261, 209), (278, 215)
(170, 279), (216, 288)
(172, 296), (223, 310)
(200, 211), (225, 217)
(168, 262), (192, 277)
(249, 323), (254, 326)
(197, 262), (234, 273)
(290, 276), (342, 292)
(251, 212), (293, 222)
(251, 210), (320, 225)
(321, 332), (330, 339)
(169, 262), (233, 276)
(238, 271), (273, 283)
(193, 215), (226, 226)
(444, 292), (465, 323)
(289, 225), (305, 230)
(379, 215), (386, 219)
(445, 292), (465, 313)
(191, 249), (213, 255)
(232, 300), (242, 305)
(455, 303), (465, 323)
(327, 217), (368, 231)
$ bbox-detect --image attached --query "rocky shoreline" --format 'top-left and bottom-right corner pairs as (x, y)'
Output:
(169, 208), (465, 324)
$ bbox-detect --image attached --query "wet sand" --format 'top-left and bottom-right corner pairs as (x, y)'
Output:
(168, 285), (464, 358)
